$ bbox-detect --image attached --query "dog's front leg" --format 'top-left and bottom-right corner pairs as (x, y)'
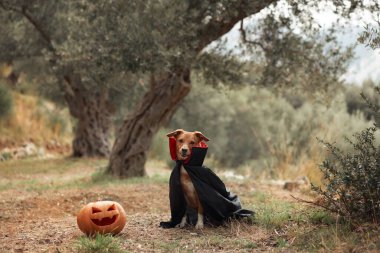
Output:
(176, 214), (187, 228)
(195, 213), (204, 229)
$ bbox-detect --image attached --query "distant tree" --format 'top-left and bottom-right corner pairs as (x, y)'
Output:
(345, 80), (380, 125)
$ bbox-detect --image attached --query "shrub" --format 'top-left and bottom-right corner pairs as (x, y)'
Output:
(345, 80), (380, 126)
(313, 87), (380, 222)
(0, 82), (13, 118)
(148, 128), (173, 165)
(168, 81), (376, 179)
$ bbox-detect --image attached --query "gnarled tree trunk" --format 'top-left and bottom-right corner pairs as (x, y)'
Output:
(63, 73), (113, 157)
(106, 70), (191, 177)
(105, 1), (275, 177)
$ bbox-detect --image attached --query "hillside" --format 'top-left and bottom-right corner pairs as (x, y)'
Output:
(0, 92), (72, 157)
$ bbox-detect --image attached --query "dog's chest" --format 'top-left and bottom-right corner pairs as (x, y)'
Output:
(180, 165), (198, 208)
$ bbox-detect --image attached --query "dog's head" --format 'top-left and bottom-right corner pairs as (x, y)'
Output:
(167, 129), (210, 160)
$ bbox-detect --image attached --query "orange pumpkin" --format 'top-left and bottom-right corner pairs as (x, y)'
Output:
(77, 201), (127, 235)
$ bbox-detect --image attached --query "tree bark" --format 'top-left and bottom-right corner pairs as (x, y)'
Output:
(107, 70), (191, 177)
(63, 73), (113, 157)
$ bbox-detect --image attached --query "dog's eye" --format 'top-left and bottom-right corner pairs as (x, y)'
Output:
(178, 139), (184, 143)
(190, 141), (195, 145)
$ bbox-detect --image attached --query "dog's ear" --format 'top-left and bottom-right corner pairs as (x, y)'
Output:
(166, 129), (184, 138)
(194, 131), (210, 142)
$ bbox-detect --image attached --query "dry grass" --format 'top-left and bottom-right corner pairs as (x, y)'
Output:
(0, 157), (379, 252)
(0, 92), (72, 148)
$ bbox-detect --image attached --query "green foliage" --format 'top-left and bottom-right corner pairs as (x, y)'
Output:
(0, 82), (13, 118)
(244, 14), (353, 95)
(276, 238), (288, 248)
(75, 234), (127, 253)
(249, 191), (307, 229)
(148, 128), (172, 165)
(345, 80), (380, 126)
(308, 210), (336, 225)
(313, 87), (380, 222)
(167, 81), (376, 175)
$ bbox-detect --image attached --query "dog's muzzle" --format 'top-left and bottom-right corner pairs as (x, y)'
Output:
(181, 148), (188, 157)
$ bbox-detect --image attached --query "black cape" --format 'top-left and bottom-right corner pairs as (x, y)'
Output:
(160, 141), (254, 228)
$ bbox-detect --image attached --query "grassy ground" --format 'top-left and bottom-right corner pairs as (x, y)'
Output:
(0, 157), (379, 253)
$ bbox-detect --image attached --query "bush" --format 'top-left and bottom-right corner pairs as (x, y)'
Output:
(313, 87), (380, 222)
(167, 80), (376, 180)
(345, 80), (380, 126)
(0, 82), (13, 118)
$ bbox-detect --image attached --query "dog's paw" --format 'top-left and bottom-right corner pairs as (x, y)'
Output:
(176, 222), (186, 228)
(176, 215), (186, 228)
(195, 222), (204, 229)
(159, 221), (175, 229)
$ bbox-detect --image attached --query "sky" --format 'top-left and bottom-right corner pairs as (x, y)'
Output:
(313, 5), (380, 84)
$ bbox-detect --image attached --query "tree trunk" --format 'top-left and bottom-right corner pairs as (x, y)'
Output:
(106, 70), (191, 177)
(62, 73), (113, 157)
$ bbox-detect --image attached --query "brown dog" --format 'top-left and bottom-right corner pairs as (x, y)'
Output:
(166, 129), (210, 229)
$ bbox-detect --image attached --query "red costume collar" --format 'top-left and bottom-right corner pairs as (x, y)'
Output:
(169, 137), (208, 164)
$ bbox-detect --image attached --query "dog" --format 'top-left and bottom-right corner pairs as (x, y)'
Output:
(166, 129), (209, 229)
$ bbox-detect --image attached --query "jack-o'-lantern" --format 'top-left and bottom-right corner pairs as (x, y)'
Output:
(77, 201), (127, 235)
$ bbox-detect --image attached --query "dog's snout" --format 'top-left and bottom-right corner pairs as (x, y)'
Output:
(181, 148), (188, 155)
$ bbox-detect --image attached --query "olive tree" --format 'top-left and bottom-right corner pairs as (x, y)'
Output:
(107, 0), (379, 177)
(0, 0), (130, 157)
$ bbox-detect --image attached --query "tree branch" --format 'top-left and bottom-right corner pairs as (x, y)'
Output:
(239, 19), (266, 50)
(290, 194), (339, 214)
(0, 1), (55, 53)
(20, 6), (55, 53)
(196, 0), (276, 52)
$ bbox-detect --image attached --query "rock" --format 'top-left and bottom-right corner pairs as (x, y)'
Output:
(23, 142), (37, 156)
(283, 176), (310, 191)
(37, 147), (45, 158)
(222, 171), (244, 180)
(0, 147), (13, 161)
(0, 142), (48, 161)
(13, 147), (28, 159)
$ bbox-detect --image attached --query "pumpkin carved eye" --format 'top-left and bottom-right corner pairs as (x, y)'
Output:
(107, 204), (116, 211)
(92, 207), (102, 213)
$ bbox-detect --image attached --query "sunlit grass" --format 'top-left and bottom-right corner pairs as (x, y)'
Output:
(0, 157), (107, 176)
(248, 191), (307, 229)
(0, 157), (168, 192)
(91, 169), (169, 186)
(293, 222), (380, 252)
(0, 92), (72, 144)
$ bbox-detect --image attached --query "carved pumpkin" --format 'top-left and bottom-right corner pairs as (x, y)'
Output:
(77, 201), (127, 235)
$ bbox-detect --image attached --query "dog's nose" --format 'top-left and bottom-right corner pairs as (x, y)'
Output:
(181, 148), (188, 156)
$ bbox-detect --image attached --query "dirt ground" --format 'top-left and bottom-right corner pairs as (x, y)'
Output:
(0, 185), (275, 252)
(0, 158), (378, 253)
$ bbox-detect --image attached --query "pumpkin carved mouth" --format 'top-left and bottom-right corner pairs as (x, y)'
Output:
(91, 214), (118, 226)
